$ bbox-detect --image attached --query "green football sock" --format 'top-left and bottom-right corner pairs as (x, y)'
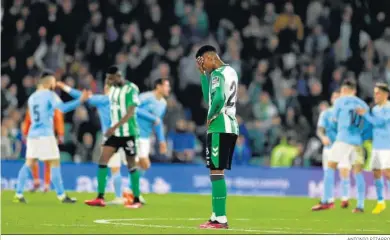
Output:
(211, 175), (227, 217)
(130, 168), (140, 198)
(210, 176), (216, 215)
(97, 165), (108, 198)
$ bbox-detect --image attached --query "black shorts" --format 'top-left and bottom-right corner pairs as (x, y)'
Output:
(103, 136), (137, 157)
(206, 133), (238, 170)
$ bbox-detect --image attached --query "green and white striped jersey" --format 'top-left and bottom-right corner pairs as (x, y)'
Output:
(201, 65), (239, 135)
(108, 81), (140, 137)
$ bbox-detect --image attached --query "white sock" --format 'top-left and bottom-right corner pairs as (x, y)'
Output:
(215, 216), (227, 224)
(378, 200), (385, 204)
(328, 197), (335, 203)
(341, 196), (349, 201)
(210, 212), (216, 221)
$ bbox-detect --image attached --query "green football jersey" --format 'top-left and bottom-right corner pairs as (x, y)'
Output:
(108, 81), (140, 137)
(200, 65), (239, 134)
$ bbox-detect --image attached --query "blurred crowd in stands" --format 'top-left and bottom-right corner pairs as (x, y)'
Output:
(2, 0), (390, 167)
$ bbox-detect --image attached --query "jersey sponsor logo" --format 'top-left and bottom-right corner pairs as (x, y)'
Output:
(211, 76), (220, 89)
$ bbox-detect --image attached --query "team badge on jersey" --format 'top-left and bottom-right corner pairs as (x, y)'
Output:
(211, 76), (220, 89)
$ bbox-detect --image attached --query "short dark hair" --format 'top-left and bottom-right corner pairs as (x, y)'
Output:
(154, 78), (169, 89)
(40, 69), (54, 78)
(341, 79), (357, 90)
(107, 65), (120, 75)
(376, 82), (390, 93)
(195, 45), (217, 59)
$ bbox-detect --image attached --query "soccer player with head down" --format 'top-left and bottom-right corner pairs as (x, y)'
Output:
(84, 66), (143, 208)
(57, 79), (131, 205)
(316, 90), (353, 207)
(196, 45), (239, 229)
(58, 72), (156, 205)
(14, 71), (90, 203)
(136, 78), (170, 170)
(312, 80), (370, 213)
(356, 82), (390, 214)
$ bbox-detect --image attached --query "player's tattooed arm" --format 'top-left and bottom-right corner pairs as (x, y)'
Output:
(316, 127), (330, 145)
(316, 126), (326, 139)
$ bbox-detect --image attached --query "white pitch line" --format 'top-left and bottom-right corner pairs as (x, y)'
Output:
(93, 218), (381, 234)
(42, 222), (290, 234)
(40, 222), (374, 235)
(93, 218), (206, 221)
(93, 219), (314, 232)
(42, 224), (94, 227)
(93, 220), (290, 234)
(91, 218), (247, 222)
(233, 218), (250, 221)
(234, 218), (390, 224)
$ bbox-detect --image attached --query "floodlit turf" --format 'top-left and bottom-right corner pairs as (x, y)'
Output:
(1, 190), (389, 234)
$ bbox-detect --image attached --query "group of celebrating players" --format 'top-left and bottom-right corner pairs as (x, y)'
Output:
(313, 79), (390, 214)
(13, 45), (240, 229)
(13, 64), (171, 208)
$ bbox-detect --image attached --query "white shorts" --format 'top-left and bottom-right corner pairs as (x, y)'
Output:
(138, 138), (150, 159)
(107, 148), (127, 168)
(330, 141), (364, 169)
(26, 136), (60, 160)
(371, 149), (390, 170)
(322, 147), (332, 170)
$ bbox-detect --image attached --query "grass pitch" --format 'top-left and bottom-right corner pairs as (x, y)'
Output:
(1, 190), (389, 234)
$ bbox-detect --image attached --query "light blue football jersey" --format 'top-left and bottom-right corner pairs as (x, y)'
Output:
(363, 101), (390, 150)
(27, 89), (81, 138)
(333, 96), (369, 145)
(136, 91), (167, 141)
